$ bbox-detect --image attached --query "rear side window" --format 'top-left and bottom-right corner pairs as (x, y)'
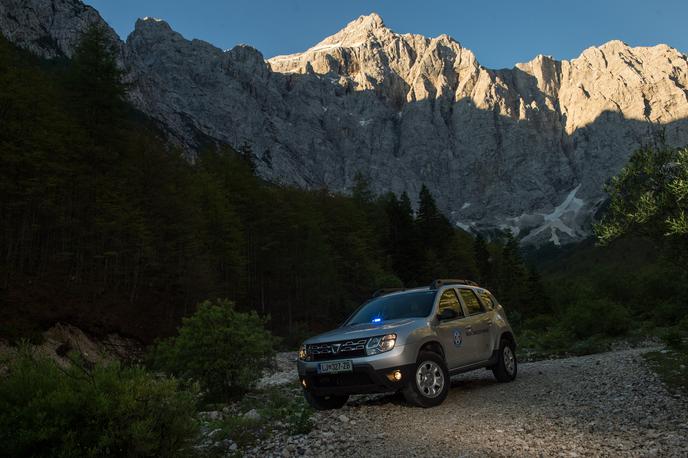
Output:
(459, 289), (485, 315)
(477, 290), (495, 310)
(438, 289), (464, 318)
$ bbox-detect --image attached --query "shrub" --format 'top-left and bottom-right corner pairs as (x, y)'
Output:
(652, 301), (687, 326)
(562, 298), (631, 339)
(679, 316), (688, 332)
(149, 299), (275, 401)
(661, 329), (685, 349)
(279, 321), (310, 350)
(0, 347), (198, 458)
(521, 314), (556, 332)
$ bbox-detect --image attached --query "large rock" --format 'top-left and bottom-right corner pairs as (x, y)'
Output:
(2, 3), (688, 245)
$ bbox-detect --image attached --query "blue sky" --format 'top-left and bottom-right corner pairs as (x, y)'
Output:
(85, 0), (687, 69)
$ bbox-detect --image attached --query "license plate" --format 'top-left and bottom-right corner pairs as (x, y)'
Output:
(317, 360), (353, 374)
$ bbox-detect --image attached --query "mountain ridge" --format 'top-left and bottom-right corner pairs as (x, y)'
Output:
(2, 2), (687, 245)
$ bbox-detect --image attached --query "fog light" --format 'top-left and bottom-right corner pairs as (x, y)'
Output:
(301, 378), (307, 388)
(386, 370), (403, 382)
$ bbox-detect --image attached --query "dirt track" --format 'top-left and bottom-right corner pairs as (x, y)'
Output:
(248, 348), (688, 457)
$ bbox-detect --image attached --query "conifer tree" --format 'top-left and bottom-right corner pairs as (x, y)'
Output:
(384, 192), (421, 285)
(474, 234), (492, 286)
(67, 25), (126, 127)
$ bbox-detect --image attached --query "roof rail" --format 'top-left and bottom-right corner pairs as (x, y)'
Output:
(371, 287), (406, 297)
(430, 279), (479, 289)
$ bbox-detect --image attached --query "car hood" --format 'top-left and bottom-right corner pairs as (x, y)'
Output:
(304, 318), (425, 345)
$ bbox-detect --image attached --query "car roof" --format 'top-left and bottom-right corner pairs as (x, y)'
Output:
(377, 284), (486, 299)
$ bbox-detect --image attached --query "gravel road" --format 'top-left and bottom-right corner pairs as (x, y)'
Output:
(247, 348), (688, 457)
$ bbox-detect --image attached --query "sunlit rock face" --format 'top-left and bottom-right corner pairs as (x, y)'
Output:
(3, 4), (688, 245)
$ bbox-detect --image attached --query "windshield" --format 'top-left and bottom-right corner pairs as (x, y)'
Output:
(345, 290), (437, 325)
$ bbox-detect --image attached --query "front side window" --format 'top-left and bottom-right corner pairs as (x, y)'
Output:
(345, 290), (437, 325)
(459, 289), (485, 315)
(438, 289), (464, 318)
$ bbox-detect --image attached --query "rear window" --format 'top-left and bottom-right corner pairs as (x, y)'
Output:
(459, 289), (485, 315)
(477, 290), (495, 310)
(345, 290), (437, 325)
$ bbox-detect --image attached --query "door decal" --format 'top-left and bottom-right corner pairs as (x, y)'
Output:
(453, 329), (463, 347)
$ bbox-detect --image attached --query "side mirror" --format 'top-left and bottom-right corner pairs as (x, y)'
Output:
(437, 308), (458, 321)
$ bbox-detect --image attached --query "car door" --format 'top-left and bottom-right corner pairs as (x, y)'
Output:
(433, 288), (467, 369)
(457, 288), (494, 362)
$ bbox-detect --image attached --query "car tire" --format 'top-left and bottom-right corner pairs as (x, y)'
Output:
(492, 338), (518, 382)
(402, 351), (450, 408)
(302, 390), (349, 410)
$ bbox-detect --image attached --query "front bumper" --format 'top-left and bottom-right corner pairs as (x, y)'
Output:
(300, 362), (415, 396)
(297, 344), (416, 396)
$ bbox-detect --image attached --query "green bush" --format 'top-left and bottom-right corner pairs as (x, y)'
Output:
(0, 347), (198, 458)
(562, 298), (631, 339)
(679, 316), (688, 332)
(661, 329), (685, 349)
(521, 314), (556, 332)
(149, 299), (275, 401)
(279, 321), (310, 351)
(652, 301), (688, 326)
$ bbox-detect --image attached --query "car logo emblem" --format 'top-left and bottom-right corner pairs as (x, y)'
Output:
(332, 344), (341, 353)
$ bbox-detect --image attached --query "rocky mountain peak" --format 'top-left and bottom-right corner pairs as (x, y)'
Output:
(342, 12), (385, 33)
(2, 1), (688, 246)
(134, 17), (173, 32)
(267, 12), (394, 76)
(267, 12), (476, 104)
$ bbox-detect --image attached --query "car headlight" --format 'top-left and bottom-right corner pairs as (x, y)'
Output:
(298, 344), (308, 361)
(365, 334), (396, 356)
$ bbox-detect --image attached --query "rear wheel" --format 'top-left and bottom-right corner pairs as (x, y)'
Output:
(303, 391), (349, 410)
(402, 351), (450, 407)
(492, 339), (517, 382)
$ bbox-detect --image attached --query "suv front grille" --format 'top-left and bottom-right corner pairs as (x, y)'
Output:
(308, 338), (367, 360)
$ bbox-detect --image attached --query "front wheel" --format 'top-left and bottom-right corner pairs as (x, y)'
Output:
(303, 390), (349, 410)
(492, 339), (517, 382)
(402, 351), (450, 407)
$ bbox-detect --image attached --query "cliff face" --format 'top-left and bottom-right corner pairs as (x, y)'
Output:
(3, 4), (688, 245)
(0, 0), (119, 58)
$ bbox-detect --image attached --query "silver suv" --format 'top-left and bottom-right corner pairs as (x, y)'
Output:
(297, 279), (517, 409)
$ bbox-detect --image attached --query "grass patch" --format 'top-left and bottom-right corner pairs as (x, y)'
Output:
(208, 415), (266, 449)
(516, 328), (614, 361)
(203, 385), (313, 451)
(644, 348), (688, 394)
(643, 327), (688, 394)
(239, 385), (314, 436)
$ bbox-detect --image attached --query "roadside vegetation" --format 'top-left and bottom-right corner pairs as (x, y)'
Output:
(516, 142), (688, 358)
(0, 300), (311, 457)
(0, 348), (199, 457)
(643, 317), (688, 394)
(148, 299), (275, 401)
(205, 384), (313, 451)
